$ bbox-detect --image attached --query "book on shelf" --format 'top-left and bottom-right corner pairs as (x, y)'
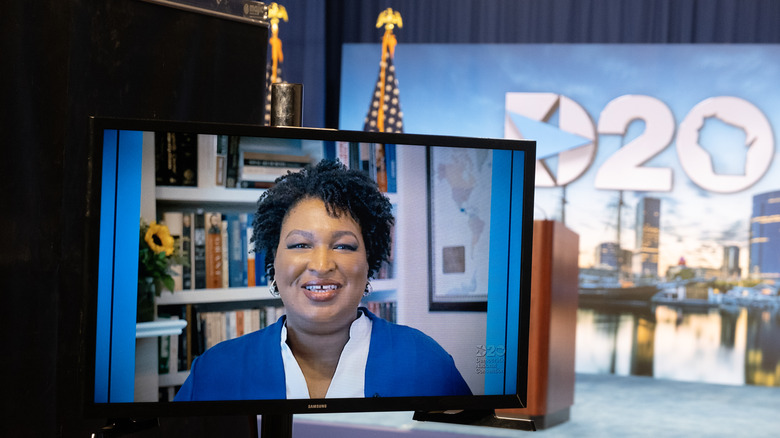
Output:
(158, 315), (180, 375)
(204, 212), (224, 289)
(247, 222), (256, 287)
(374, 144), (388, 192)
(196, 135), (216, 189)
(239, 180), (275, 189)
(221, 216), (229, 288)
(161, 211), (185, 291)
(226, 213), (249, 288)
(155, 132), (198, 187)
(156, 308), (187, 375)
(215, 135), (228, 187)
(181, 212), (193, 290)
(239, 151), (311, 184)
(242, 151), (312, 167)
(193, 210), (207, 290)
(385, 144), (397, 193)
(225, 136), (240, 188)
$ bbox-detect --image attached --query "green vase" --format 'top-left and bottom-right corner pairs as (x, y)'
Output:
(137, 277), (157, 322)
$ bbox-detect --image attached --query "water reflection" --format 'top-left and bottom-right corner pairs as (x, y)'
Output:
(576, 304), (780, 386)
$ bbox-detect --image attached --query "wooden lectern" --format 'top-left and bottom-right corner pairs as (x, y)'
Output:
(497, 220), (579, 429)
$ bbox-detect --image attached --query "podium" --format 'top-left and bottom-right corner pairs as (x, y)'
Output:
(497, 220), (579, 429)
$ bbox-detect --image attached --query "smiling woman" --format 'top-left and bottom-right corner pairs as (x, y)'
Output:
(174, 159), (472, 401)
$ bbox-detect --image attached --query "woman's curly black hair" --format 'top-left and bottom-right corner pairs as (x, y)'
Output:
(252, 159), (394, 280)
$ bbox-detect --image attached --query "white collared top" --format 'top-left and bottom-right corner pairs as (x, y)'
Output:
(280, 310), (373, 399)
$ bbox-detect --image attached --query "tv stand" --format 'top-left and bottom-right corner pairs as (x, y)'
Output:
(413, 409), (536, 431)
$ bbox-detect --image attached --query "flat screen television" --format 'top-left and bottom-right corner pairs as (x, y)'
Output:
(83, 117), (536, 435)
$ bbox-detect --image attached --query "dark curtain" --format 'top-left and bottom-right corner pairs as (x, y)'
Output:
(2, 1), (268, 436)
(330, 0), (780, 44)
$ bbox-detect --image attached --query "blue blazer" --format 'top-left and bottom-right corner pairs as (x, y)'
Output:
(175, 308), (472, 401)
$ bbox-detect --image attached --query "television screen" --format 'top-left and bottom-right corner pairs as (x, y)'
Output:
(83, 117), (536, 422)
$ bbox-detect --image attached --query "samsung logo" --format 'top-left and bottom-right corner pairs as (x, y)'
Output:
(308, 404), (327, 409)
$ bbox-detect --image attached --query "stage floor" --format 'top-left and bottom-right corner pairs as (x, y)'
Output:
(291, 373), (780, 437)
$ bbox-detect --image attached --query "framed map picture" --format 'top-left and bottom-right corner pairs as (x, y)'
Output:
(427, 146), (493, 311)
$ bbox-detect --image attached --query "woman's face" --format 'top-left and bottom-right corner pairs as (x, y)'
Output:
(274, 197), (369, 334)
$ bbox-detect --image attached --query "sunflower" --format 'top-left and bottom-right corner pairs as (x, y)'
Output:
(144, 222), (175, 256)
(139, 219), (186, 296)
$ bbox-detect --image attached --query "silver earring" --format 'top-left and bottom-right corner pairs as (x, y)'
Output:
(363, 282), (373, 297)
(269, 280), (280, 297)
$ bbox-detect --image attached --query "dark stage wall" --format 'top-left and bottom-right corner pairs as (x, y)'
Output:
(2, 1), (266, 436)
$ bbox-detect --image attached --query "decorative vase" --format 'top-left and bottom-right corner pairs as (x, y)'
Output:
(137, 277), (157, 322)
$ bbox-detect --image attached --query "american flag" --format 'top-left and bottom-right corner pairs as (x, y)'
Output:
(363, 47), (404, 133)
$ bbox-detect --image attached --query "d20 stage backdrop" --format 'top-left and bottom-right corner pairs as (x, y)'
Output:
(340, 44), (780, 387)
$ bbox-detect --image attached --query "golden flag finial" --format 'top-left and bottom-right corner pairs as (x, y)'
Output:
(376, 7), (403, 31)
(268, 2), (289, 26)
(268, 3), (288, 84)
(374, 8), (403, 132)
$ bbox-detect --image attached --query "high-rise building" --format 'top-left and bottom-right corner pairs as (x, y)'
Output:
(749, 191), (780, 280)
(635, 197), (660, 278)
(722, 245), (741, 279)
(595, 242), (619, 269)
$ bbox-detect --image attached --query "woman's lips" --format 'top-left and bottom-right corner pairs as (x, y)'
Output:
(302, 283), (340, 302)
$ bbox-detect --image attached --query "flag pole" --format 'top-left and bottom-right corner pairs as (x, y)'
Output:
(375, 8), (403, 133)
(268, 2), (288, 85)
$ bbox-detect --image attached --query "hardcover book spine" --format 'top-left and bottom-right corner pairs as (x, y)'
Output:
(162, 211), (184, 291)
(181, 212), (193, 290)
(239, 213), (249, 287)
(221, 216), (229, 289)
(215, 135), (228, 186)
(239, 180), (275, 189)
(176, 133), (198, 187)
(385, 143), (397, 193)
(225, 135), (240, 188)
(375, 144), (388, 192)
(193, 210), (207, 290)
(247, 220), (256, 287)
(226, 214), (245, 288)
(205, 212), (224, 289)
(155, 132), (198, 186)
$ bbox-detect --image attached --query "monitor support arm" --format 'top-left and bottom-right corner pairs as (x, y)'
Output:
(413, 409), (536, 431)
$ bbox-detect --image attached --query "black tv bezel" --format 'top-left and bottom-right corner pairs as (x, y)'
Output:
(83, 116), (536, 419)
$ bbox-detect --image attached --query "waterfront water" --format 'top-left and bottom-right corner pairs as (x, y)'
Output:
(575, 303), (780, 387)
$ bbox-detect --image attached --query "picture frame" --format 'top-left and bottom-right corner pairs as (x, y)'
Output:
(427, 146), (493, 311)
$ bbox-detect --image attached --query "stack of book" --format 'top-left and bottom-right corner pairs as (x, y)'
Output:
(236, 151), (311, 189)
(158, 305), (285, 377)
(160, 211), (268, 291)
(155, 132), (198, 187)
(363, 301), (397, 323)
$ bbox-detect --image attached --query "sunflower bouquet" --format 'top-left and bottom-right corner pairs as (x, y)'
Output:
(139, 220), (186, 295)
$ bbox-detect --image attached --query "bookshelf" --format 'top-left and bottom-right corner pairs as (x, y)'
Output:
(139, 131), (401, 400)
